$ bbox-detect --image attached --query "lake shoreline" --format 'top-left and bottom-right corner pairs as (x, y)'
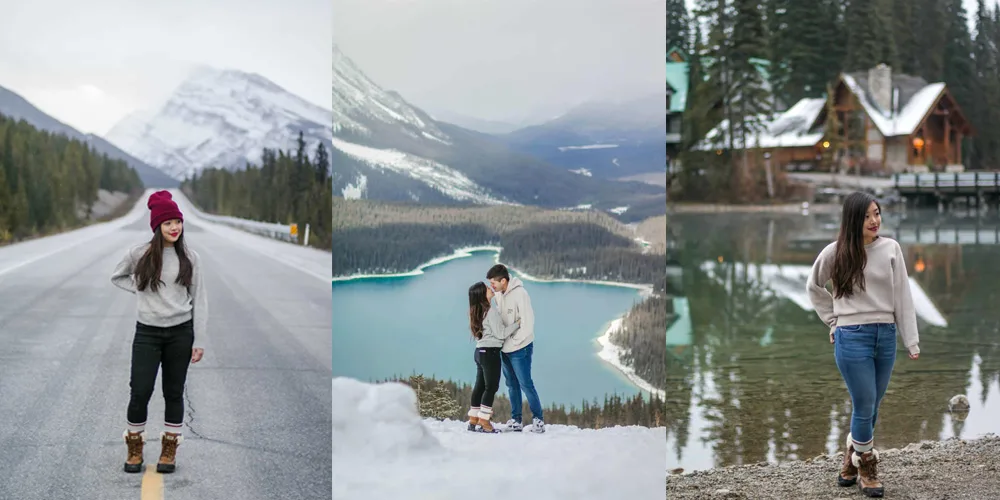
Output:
(667, 434), (1000, 499)
(332, 246), (660, 397)
(596, 318), (665, 399)
(668, 202), (840, 214)
(331, 246), (655, 293)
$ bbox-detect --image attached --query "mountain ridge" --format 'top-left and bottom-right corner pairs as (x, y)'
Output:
(330, 45), (664, 216)
(0, 85), (178, 188)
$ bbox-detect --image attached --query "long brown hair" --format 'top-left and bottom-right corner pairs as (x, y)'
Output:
(468, 282), (490, 339)
(135, 227), (193, 292)
(831, 191), (880, 299)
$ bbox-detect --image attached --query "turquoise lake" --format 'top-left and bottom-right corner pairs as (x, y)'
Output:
(331, 252), (644, 408)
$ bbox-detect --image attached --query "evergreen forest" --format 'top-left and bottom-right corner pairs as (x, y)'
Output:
(181, 132), (333, 250)
(389, 374), (665, 429)
(0, 113), (143, 244)
(669, 0), (1000, 201)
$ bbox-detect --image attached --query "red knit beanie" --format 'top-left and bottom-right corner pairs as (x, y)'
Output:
(148, 190), (184, 232)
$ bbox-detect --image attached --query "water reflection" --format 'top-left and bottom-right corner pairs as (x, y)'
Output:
(666, 209), (1000, 472)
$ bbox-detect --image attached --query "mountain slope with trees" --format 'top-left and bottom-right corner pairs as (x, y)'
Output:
(0, 113), (143, 244)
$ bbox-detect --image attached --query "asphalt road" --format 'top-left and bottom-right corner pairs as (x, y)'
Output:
(0, 190), (332, 500)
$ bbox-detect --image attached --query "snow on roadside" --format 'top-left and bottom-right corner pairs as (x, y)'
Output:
(332, 377), (666, 500)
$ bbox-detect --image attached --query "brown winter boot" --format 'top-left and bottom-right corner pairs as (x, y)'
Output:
(477, 407), (500, 433)
(838, 434), (858, 487)
(123, 431), (145, 473)
(852, 449), (884, 497)
(156, 432), (183, 473)
(467, 407), (480, 431)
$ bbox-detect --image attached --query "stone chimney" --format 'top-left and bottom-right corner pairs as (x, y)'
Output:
(868, 63), (892, 115)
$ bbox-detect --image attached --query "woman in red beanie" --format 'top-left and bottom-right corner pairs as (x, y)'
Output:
(110, 190), (208, 474)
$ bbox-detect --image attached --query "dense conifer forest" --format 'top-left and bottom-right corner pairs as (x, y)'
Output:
(388, 374), (665, 429)
(670, 0), (1000, 201)
(181, 133), (333, 250)
(612, 295), (668, 391)
(0, 113), (142, 244)
(331, 197), (665, 291)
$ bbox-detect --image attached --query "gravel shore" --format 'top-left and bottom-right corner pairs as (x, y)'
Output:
(667, 434), (1000, 499)
(668, 202), (840, 213)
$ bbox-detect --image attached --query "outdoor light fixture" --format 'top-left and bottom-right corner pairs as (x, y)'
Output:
(915, 254), (926, 273)
(715, 149), (723, 155)
(913, 137), (925, 149)
(822, 141), (831, 149)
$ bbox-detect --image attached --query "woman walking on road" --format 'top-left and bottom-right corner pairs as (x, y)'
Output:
(111, 190), (208, 474)
(807, 191), (920, 498)
(466, 281), (520, 433)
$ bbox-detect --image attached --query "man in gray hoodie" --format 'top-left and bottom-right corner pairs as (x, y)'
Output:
(487, 264), (545, 433)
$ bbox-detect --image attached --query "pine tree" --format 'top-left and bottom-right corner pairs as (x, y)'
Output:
(730, 0), (772, 191)
(844, 0), (899, 71)
(421, 382), (461, 420)
(667, 0), (689, 52)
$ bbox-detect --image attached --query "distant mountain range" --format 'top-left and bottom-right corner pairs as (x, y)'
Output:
(497, 94), (666, 180)
(330, 45), (664, 216)
(106, 67), (333, 181)
(0, 85), (178, 188)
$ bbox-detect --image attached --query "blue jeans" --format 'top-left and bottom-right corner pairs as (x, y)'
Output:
(501, 342), (543, 422)
(834, 323), (897, 447)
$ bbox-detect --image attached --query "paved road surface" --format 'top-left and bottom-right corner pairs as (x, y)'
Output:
(0, 190), (332, 500)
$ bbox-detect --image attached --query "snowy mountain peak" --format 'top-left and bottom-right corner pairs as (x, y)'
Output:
(105, 66), (333, 181)
(332, 45), (449, 142)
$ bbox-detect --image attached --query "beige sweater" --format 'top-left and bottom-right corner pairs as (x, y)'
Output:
(806, 236), (920, 355)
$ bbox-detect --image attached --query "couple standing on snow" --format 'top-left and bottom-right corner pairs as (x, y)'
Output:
(466, 264), (545, 434)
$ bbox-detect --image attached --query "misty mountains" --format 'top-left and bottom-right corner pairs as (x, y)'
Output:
(331, 45), (664, 218)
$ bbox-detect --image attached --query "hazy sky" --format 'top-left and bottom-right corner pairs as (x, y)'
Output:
(333, 0), (665, 126)
(0, 0), (331, 135)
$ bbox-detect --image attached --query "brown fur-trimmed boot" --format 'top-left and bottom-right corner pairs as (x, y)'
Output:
(467, 407), (480, 431)
(476, 407), (500, 434)
(838, 433), (858, 487)
(852, 449), (884, 497)
(156, 432), (183, 473)
(123, 430), (145, 473)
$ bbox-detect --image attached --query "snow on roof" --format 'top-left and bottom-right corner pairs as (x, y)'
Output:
(841, 74), (945, 137)
(693, 97), (826, 151)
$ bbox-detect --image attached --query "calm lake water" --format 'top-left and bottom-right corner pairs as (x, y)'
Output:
(331, 252), (645, 407)
(667, 208), (1000, 472)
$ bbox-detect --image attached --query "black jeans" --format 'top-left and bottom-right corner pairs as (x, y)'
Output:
(127, 320), (194, 427)
(471, 347), (502, 409)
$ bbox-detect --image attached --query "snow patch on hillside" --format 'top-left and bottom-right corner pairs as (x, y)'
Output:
(570, 168), (593, 177)
(332, 137), (508, 205)
(342, 173), (368, 199)
(332, 377), (665, 500)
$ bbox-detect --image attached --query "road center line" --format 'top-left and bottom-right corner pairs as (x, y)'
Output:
(140, 466), (164, 500)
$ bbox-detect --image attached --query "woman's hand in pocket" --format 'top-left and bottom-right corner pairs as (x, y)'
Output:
(829, 326), (836, 344)
(192, 348), (204, 363)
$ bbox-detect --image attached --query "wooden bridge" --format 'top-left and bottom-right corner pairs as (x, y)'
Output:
(894, 172), (1000, 208)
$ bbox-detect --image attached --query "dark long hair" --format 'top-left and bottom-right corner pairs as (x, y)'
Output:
(831, 191), (880, 299)
(468, 282), (490, 339)
(135, 228), (193, 292)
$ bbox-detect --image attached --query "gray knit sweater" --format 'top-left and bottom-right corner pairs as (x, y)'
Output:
(476, 297), (520, 348)
(111, 243), (208, 348)
(806, 236), (919, 355)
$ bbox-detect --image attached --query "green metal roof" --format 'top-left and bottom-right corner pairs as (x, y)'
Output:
(666, 61), (689, 113)
(666, 50), (774, 114)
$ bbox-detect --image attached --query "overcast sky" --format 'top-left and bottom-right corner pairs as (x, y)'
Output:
(0, 0), (330, 135)
(333, 0), (665, 126)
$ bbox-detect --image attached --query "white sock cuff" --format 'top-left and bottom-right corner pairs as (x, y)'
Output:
(477, 406), (493, 420)
(127, 421), (146, 433)
(852, 437), (874, 453)
(468, 407), (480, 418)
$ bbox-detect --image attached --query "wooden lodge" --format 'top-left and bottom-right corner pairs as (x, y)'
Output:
(695, 64), (975, 174)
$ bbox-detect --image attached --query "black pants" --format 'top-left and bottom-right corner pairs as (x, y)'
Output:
(127, 320), (194, 427)
(471, 347), (502, 409)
